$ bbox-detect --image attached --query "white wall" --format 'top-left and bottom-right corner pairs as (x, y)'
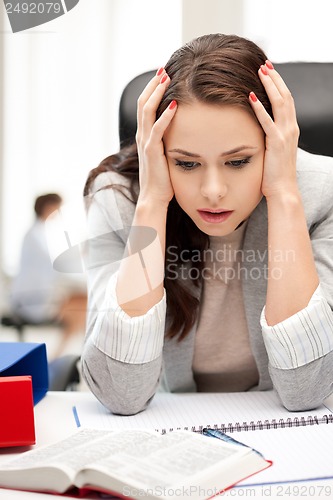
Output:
(243, 0), (333, 62)
(182, 0), (244, 43)
(181, 0), (333, 62)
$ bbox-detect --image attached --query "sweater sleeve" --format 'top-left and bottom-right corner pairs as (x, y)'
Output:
(90, 271), (166, 364)
(81, 173), (166, 414)
(260, 156), (333, 410)
(260, 285), (333, 369)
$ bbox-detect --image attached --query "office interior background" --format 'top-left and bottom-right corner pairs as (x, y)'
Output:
(0, 0), (332, 314)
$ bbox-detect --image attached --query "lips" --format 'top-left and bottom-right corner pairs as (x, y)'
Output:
(197, 209), (234, 224)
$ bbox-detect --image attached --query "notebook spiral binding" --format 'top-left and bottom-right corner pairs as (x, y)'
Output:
(158, 414), (333, 434)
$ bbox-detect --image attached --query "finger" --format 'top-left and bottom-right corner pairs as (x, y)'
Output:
(249, 91), (275, 136)
(149, 100), (178, 145)
(258, 64), (297, 124)
(264, 61), (294, 100)
(140, 73), (171, 142)
(136, 68), (166, 141)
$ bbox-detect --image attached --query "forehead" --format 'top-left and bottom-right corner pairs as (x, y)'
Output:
(164, 102), (263, 152)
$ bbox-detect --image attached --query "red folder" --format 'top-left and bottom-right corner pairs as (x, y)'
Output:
(0, 376), (36, 447)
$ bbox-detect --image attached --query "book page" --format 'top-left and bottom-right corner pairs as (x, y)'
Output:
(0, 429), (144, 474)
(0, 429), (170, 493)
(79, 430), (242, 489)
(74, 390), (332, 433)
(0, 429), (117, 493)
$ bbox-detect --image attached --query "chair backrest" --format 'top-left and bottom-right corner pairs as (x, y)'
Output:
(119, 70), (155, 148)
(48, 354), (80, 391)
(119, 64), (333, 157)
(275, 62), (333, 157)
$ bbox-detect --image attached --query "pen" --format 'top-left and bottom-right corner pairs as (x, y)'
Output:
(72, 405), (81, 428)
(203, 428), (264, 458)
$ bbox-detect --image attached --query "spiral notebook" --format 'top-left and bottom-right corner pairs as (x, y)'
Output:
(73, 391), (333, 486)
(73, 390), (333, 434)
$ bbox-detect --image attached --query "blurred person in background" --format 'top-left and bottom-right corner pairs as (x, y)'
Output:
(10, 193), (87, 358)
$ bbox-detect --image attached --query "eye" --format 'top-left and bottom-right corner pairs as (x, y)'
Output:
(226, 157), (251, 169)
(175, 160), (200, 171)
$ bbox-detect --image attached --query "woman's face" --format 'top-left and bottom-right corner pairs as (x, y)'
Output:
(164, 102), (265, 236)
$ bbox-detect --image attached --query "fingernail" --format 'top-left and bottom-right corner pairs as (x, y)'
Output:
(249, 92), (258, 103)
(156, 67), (164, 76)
(169, 100), (177, 110)
(160, 74), (168, 84)
(265, 60), (274, 70)
(260, 65), (268, 75)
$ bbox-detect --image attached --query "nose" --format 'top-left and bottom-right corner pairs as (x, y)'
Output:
(200, 167), (228, 201)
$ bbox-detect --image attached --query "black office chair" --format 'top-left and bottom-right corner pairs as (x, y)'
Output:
(48, 354), (80, 391)
(119, 70), (155, 148)
(275, 62), (333, 157)
(118, 64), (333, 157)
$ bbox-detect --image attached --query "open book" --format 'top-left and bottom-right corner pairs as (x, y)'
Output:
(0, 428), (271, 499)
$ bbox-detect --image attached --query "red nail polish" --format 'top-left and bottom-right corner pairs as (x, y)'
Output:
(249, 92), (257, 103)
(169, 100), (177, 110)
(156, 67), (164, 76)
(265, 60), (274, 70)
(160, 74), (168, 84)
(260, 65), (268, 75)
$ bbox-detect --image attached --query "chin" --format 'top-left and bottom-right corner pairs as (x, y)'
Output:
(196, 222), (236, 237)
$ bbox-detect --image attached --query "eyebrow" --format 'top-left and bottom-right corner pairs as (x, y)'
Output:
(168, 146), (257, 157)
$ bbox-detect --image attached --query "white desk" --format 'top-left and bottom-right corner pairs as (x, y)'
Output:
(0, 391), (333, 499)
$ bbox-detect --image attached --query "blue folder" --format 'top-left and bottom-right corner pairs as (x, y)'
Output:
(0, 343), (48, 404)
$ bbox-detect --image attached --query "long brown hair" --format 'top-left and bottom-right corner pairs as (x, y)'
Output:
(84, 33), (271, 340)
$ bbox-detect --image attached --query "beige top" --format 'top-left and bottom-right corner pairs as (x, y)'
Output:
(193, 222), (259, 392)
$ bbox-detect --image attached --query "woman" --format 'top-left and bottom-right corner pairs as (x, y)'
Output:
(82, 34), (333, 415)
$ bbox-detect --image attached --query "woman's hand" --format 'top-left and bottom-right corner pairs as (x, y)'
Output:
(249, 61), (300, 200)
(250, 61), (319, 325)
(136, 68), (177, 208)
(116, 70), (177, 316)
